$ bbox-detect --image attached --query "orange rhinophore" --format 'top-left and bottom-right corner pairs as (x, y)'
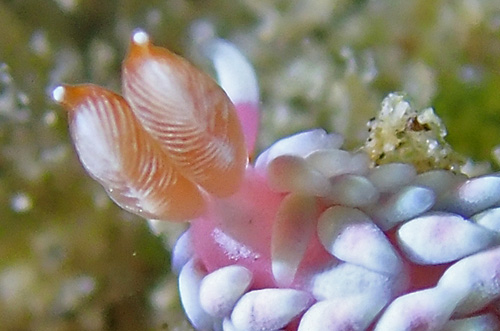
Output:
(52, 84), (205, 221)
(122, 31), (247, 197)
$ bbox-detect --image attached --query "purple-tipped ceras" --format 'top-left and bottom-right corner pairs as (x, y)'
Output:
(53, 29), (500, 330)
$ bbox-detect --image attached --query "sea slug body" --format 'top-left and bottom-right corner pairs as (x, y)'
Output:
(54, 29), (500, 331)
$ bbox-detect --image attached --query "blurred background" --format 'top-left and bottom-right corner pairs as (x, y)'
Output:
(1, 0), (500, 329)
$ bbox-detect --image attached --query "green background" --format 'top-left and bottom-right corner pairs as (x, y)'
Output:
(1, 0), (499, 329)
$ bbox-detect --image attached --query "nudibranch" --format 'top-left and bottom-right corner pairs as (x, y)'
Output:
(53, 30), (500, 330)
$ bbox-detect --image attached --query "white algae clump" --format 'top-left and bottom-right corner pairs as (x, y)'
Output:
(363, 93), (465, 172)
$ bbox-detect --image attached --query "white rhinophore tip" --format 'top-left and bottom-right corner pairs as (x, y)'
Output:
(208, 39), (259, 105)
(132, 29), (149, 45)
(52, 85), (65, 103)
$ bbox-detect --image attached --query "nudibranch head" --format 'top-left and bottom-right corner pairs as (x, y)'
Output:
(54, 29), (500, 330)
(53, 29), (249, 221)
